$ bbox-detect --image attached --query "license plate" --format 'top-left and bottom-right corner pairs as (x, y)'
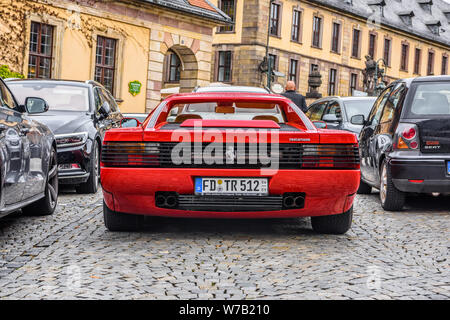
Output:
(447, 162), (450, 175)
(195, 177), (268, 195)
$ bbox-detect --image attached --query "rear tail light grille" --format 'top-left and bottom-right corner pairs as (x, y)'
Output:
(101, 142), (359, 169)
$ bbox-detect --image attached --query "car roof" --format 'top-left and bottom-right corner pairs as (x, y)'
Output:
(311, 96), (377, 104)
(5, 78), (98, 87)
(165, 92), (288, 103)
(195, 85), (270, 93)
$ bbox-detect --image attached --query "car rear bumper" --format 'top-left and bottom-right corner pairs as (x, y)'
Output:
(100, 168), (360, 218)
(390, 157), (450, 193)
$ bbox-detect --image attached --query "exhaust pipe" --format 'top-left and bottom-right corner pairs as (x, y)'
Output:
(294, 196), (305, 208)
(155, 194), (166, 207)
(165, 195), (178, 208)
(283, 196), (295, 208)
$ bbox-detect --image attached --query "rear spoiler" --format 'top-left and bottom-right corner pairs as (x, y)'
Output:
(180, 119), (280, 129)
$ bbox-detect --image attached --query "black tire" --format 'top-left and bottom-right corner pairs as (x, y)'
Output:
(22, 147), (58, 216)
(380, 159), (405, 211)
(76, 140), (99, 194)
(311, 206), (353, 234)
(357, 179), (372, 194)
(103, 201), (144, 231)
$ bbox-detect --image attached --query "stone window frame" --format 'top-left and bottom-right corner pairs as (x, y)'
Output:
(427, 48), (435, 75)
(350, 25), (362, 59)
(311, 12), (324, 49)
(217, 0), (237, 34)
(23, 14), (65, 79)
(441, 53), (448, 75)
(214, 50), (233, 83)
(400, 40), (410, 72)
(291, 5), (303, 44)
(413, 47), (422, 75)
(288, 56), (300, 88)
(328, 68), (338, 96)
(269, 0), (283, 38)
(90, 29), (125, 98)
(383, 35), (392, 68)
(368, 31), (378, 60)
(330, 19), (342, 54)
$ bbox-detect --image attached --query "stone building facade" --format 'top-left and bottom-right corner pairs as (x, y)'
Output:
(210, 0), (450, 101)
(0, 0), (230, 112)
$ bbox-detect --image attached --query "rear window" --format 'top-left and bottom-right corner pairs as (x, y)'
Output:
(407, 82), (450, 117)
(167, 102), (286, 123)
(344, 99), (376, 120)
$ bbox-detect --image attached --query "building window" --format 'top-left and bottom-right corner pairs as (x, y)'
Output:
(289, 59), (298, 84)
(95, 36), (117, 93)
(368, 33), (376, 59)
(270, 2), (281, 36)
(428, 50), (435, 75)
(312, 16), (322, 48)
(291, 9), (301, 42)
(218, 0), (235, 32)
(331, 22), (340, 53)
(442, 55), (448, 75)
(414, 48), (421, 75)
(350, 73), (358, 95)
(400, 43), (409, 71)
(28, 21), (54, 78)
(351, 29), (360, 58)
(328, 68), (337, 96)
(166, 51), (181, 83)
(309, 63), (318, 92)
(217, 51), (232, 82)
(384, 38), (391, 67)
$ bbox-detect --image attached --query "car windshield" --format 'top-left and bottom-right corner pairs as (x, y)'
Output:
(167, 102), (286, 123)
(409, 82), (450, 117)
(344, 99), (376, 120)
(8, 83), (90, 112)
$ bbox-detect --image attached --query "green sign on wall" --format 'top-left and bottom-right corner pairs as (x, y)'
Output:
(128, 80), (142, 96)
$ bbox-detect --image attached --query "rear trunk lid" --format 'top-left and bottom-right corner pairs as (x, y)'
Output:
(416, 118), (450, 153)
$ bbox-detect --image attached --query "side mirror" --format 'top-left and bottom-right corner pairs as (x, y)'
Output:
(322, 114), (340, 122)
(120, 117), (141, 128)
(99, 101), (110, 117)
(350, 114), (366, 125)
(313, 120), (327, 129)
(24, 97), (49, 114)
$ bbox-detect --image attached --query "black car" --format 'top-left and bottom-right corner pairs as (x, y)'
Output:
(0, 77), (58, 218)
(7, 79), (123, 194)
(306, 96), (376, 136)
(353, 76), (450, 210)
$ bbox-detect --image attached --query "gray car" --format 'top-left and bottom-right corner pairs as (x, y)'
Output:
(306, 96), (377, 136)
(0, 77), (58, 218)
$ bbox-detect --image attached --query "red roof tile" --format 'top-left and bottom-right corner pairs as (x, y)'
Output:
(187, 0), (215, 12)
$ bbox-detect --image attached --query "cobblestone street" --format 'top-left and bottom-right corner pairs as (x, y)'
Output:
(0, 188), (448, 300)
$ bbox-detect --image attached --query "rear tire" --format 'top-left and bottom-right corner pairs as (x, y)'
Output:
(357, 179), (372, 194)
(76, 140), (99, 194)
(380, 159), (405, 211)
(103, 201), (143, 232)
(22, 147), (58, 216)
(311, 206), (353, 234)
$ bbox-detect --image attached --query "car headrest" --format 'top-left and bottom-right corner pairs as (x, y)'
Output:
(174, 114), (203, 123)
(252, 115), (279, 123)
(215, 106), (235, 114)
(423, 92), (449, 114)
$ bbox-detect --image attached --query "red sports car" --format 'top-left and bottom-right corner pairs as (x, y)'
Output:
(100, 93), (360, 234)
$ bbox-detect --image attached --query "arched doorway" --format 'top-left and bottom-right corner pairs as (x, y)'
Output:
(162, 45), (199, 93)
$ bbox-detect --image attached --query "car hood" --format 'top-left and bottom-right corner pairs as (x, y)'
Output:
(28, 111), (91, 135)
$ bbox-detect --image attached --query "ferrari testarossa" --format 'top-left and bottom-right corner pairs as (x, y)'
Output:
(100, 93), (360, 234)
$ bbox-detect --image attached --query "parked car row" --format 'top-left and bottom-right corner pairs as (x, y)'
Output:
(304, 76), (450, 211)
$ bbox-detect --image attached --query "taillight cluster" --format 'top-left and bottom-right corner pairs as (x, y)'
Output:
(394, 124), (420, 150)
(301, 144), (360, 169)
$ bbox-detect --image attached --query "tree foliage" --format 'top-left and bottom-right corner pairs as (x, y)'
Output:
(0, 65), (24, 79)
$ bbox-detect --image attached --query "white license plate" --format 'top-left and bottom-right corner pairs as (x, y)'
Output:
(195, 177), (268, 195)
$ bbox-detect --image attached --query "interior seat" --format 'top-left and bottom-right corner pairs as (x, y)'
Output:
(174, 114), (202, 123)
(252, 115), (280, 123)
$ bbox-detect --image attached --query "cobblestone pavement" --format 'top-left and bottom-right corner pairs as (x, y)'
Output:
(0, 188), (449, 300)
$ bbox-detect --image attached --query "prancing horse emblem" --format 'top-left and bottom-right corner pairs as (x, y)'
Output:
(225, 146), (236, 163)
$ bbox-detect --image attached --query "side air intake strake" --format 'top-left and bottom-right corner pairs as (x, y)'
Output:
(101, 142), (359, 169)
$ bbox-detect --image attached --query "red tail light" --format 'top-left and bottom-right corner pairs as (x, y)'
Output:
(402, 127), (416, 140)
(394, 124), (420, 150)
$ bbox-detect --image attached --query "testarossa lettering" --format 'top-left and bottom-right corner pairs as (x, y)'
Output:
(179, 304), (214, 317)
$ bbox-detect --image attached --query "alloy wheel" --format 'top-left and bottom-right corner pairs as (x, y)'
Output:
(380, 163), (387, 205)
(47, 150), (58, 208)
